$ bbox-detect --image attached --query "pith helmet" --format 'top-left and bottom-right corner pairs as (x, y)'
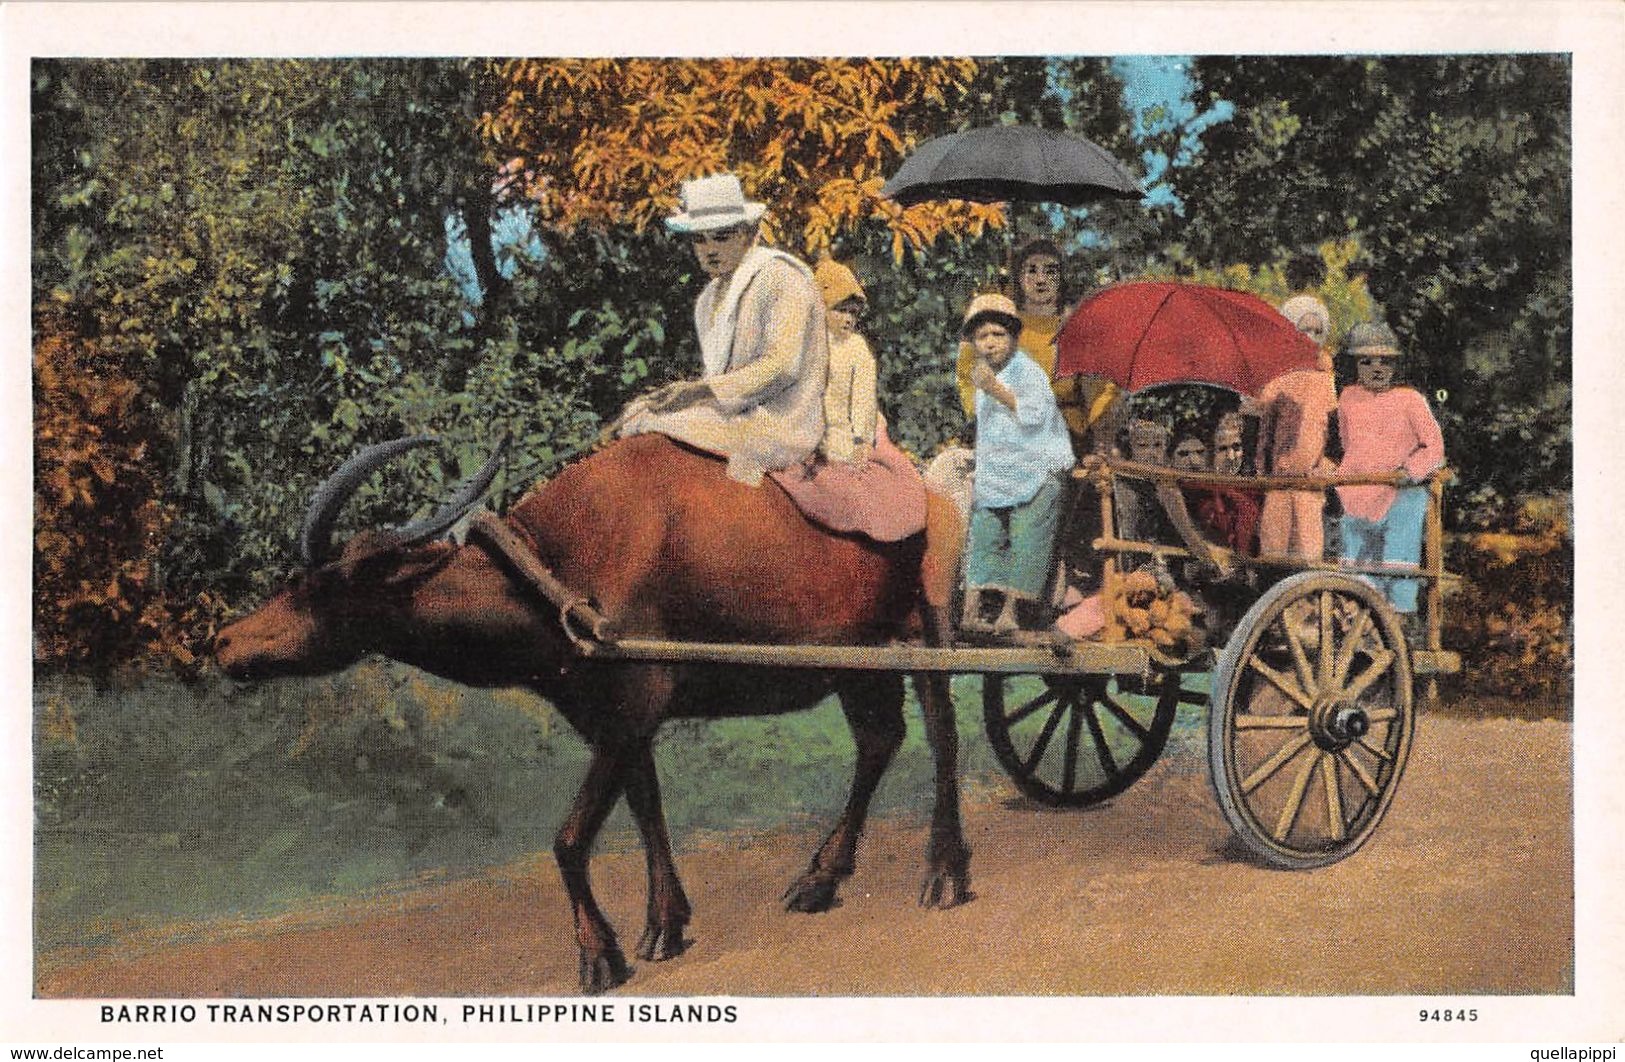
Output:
(1280, 294), (1331, 337)
(1342, 321), (1403, 358)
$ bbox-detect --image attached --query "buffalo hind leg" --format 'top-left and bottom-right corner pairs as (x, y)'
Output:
(784, 674), (906, 913)
(555, 745), (632, 993)
(622, 741), (692, 961)
(913, 669), (973, 908)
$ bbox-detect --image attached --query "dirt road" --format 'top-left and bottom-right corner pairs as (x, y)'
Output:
(37, 715), (1571, 997)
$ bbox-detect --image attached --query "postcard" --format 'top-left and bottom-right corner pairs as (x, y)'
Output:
(5, 0), (1621, 1052)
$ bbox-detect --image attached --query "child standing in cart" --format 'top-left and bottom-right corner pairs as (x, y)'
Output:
(960, 293), (1075, 638)
(1334, 321), (1446, 617)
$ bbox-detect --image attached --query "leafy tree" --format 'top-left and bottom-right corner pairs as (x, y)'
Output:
(478, 58), (1005, 260)
(1176, 55), (1571, 524)
(478, 57), (1147, 459)
(32, 59), (524, 666)
(33, 308), (204, 672)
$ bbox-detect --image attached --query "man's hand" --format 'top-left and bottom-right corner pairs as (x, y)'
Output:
(646, 380), (713, 414)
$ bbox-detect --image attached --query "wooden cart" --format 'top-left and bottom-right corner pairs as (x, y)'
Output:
(471, 458), (1460, 870)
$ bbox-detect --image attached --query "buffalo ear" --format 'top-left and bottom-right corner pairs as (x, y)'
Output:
(331, 533), (456, 588)
(376, 541), (458, 588)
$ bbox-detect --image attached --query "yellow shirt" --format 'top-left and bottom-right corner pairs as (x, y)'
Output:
(956, 310), (1120, 439)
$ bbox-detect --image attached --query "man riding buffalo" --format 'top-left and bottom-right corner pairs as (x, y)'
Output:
(617, 173), (829, 487)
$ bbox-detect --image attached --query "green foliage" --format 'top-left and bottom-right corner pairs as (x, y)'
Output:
(33, 59), (521, 651)
(1177, 55), (1572, 523)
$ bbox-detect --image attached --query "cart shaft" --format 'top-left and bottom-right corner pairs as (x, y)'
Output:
(579, 637), (1153, 676)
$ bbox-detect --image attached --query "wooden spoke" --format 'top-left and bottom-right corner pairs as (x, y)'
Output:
(1060, 698), (1086, 795)
(1331, 609), (1373, 689)
(1356, 735), (1395, 763)
(1081, 698), (1120, 780)
(1317, 592), (1334, 692)
(1242, 731), (1313, 794)
(1336, 748), (1381, 796)
(1176, 687), (1210, 706)
(1100, 696), (1152, 741)
(1273, 752), (1320, 841)
(1323, 754), (1346, 842)
(1235, 713), (1309, 730)
(1210, 572), (1417, 869)
(985, 673), (1180, 808)
(1247, 656), (1314, 711)
(1282, 608), (1319, 700)
(1005, 687), (1059, 727)
(1340, 649), (1396, 704)
(1020, 697), (1068, 774)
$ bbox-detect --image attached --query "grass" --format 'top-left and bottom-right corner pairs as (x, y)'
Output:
(34, 662), (1557, 956)
(31, 665), (1209, 954)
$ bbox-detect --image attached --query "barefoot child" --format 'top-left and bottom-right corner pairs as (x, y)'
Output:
(959, 294), (1075, 637)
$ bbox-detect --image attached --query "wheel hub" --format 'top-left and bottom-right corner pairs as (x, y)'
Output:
(1309, 696), (1368, 751)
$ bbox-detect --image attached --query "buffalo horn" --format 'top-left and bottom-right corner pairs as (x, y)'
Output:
(298, 435), (438, 568)
(391, 434), (511, 547)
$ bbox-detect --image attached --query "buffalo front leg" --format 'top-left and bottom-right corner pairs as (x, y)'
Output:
(784, 674), (906, 913)
(622, 741), (692, 962)
(555, 745), (632, 993)
(913, 670), (973, 908)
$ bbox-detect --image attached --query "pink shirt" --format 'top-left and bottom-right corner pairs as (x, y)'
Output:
(1256, 369), (1338, 475)
(1335, 385), (1445, 521)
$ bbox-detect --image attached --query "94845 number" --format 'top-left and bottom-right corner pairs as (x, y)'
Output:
(1420, 1009), (1478, 1022)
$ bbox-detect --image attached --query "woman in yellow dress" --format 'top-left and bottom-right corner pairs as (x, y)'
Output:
(955, 237), (1120, 453)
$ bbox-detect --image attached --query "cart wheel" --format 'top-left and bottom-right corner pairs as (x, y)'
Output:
(1208, 571), (1414, 869)
(983, 671), (1184, 807)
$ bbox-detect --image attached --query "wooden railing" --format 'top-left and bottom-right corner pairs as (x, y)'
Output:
(1076, 459), (1453, 654)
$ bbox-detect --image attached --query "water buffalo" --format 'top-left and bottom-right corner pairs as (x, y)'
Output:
(215, 433), (972, 993)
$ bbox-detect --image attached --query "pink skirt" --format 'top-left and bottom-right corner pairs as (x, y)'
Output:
(769, 422), (928, 542)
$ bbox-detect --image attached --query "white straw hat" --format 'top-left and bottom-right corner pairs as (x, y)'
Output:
(665, 173), (767, 233)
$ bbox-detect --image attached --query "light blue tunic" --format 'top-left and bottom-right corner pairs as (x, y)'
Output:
(972, 350), (1075, 509)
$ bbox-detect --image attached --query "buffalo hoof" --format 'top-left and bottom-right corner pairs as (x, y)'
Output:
(782, 871), (842, 914)
(635, 921), (690, 962)
(578, 947), (632, 995)
(918, 868), (974, 910)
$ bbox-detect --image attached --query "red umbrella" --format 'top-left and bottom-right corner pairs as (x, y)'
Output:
(1055, 281), (1322, 396)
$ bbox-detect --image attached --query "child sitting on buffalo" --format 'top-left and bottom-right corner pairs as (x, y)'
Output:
(959, 293), (1075, 638)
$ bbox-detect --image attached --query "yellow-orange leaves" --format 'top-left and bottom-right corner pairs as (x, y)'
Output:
(480, 58), (1005, 261)
(32, 309), (196, 670)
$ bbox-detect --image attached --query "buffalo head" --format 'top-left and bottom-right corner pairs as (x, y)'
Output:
(215, 436), (507, 681)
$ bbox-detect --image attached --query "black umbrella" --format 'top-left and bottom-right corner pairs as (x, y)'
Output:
(880, 124), (1142, 207)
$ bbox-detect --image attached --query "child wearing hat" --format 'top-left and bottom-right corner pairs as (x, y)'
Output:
(1334, 321), (1445, 614)
(961, 293), (1076, 638)
(813, 258), (878, 465)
